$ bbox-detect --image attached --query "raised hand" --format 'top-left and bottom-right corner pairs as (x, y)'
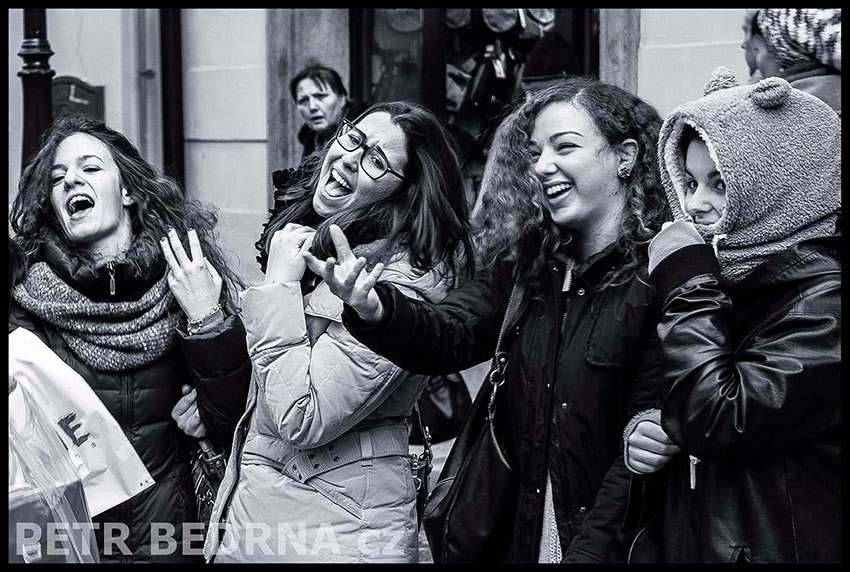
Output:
(625, 419), (681, 474)
(302, 224), (386, 323)
(160, 228), (223, 322)
(265, 223), (316, 285)
(171, 384), (207, 439)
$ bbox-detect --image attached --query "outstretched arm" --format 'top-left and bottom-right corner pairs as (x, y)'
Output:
(305, 224), (513, 376)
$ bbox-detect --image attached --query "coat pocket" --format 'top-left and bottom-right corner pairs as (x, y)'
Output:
(584, 285), (652, 368)
(307, 460), (368, 521)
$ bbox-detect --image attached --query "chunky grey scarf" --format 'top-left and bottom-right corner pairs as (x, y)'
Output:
(13, 261), (179, 372)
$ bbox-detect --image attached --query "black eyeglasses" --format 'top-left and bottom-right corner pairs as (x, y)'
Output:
(335, 119), (405, 181)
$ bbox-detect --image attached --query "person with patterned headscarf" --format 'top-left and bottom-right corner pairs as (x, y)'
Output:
(741, 8), (841, 114)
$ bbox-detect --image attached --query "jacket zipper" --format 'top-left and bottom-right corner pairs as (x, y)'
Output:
(105, 261), (116, 296)
(689, 455), (701, 490)
(546, 261), (572, 537)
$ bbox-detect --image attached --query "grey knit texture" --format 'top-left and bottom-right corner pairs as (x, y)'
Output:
(756, 9), (842, 72)
(657, 68), (841, 284)
(13, 262), (179, 372)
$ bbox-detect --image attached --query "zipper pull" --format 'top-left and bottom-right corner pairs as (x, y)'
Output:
(561, 262), (573, 293)
(106, 261), (116, 296)
(689, 455), (701, 490)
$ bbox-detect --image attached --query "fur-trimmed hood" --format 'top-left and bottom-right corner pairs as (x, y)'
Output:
(657, 66), (841, 282)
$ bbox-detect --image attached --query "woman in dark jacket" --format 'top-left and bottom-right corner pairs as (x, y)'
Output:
(304, 77), (671, 562)
(9, 114), (251, 563)
(291, 64), (370, 161)
(622, 69), (841, 562)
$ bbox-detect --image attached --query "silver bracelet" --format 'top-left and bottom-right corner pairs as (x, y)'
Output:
(187, 304), (223, 334)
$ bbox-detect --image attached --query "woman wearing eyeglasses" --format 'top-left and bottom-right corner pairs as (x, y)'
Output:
(203, 102), (474, 563)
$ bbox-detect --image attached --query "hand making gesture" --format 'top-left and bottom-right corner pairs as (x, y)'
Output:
(160, 228), (223, 322)
(303, 225), (387, 323)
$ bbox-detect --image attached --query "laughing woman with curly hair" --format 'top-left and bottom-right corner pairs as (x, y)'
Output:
(9, 114), (251, 563)
(307, 77), (672, 562)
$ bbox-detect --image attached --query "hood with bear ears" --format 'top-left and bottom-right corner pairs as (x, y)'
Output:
(657, 66), (841, 283)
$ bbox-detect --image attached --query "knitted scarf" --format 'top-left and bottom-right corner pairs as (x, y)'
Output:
(13, 261), (179, 372)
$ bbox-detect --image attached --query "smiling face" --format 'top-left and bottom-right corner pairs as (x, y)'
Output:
(528, 102), (627, 238)
(49, 133), (135, 258)
(682, 138), (727, 225)
(313, 112), (408, 218)
(296, 78), (347, 134)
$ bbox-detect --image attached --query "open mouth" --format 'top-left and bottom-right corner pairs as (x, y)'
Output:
(545, 182), (573, 200)
(322, 168), (353, 199)
(66, 193), (95, 219)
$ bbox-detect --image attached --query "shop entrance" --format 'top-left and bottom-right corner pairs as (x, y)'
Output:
(348, 8), (599, 202)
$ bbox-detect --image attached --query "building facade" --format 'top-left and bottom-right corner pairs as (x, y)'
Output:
(8, 9), (750, 286)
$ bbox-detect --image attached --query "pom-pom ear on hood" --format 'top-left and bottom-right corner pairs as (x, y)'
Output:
(656, 66), (841, 282)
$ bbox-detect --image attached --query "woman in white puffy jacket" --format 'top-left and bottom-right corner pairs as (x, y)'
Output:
(204, 102), (474, 563)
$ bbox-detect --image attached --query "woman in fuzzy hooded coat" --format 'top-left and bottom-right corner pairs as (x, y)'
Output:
(616, 68), (841, 563)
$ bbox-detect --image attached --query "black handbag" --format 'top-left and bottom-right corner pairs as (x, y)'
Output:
(408, 373), (473, 445)
(191, 439), (227, 529)
(422, 282), (524, 563)
(622, 473), (665, 563)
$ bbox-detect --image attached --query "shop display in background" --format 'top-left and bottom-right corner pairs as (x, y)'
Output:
(371, 9), (423, 103)
(366, 8), (594, 207)
(443, 9), (557, 202)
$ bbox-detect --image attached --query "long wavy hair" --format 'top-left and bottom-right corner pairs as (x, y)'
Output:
(474, 77), (670, 290)
(257, 101), (475, 284)
(10, 114), (245, 307)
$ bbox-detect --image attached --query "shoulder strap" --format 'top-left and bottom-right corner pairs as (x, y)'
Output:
(484, 278), (523, 467)
(487, 279), (523, 418)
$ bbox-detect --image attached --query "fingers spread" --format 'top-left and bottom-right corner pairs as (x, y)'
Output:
(361, 262), (386, 291)
(187, 229), (204, 263)
(168, 228), (191, 266)
(344, 257), (368, 288)
(161, 237), (183, 277)
(329, 225), (354, 261)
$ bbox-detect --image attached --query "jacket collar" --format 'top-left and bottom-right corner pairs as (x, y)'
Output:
(553, 240), (630, 285)
(41, 241), (166, 303)
(730, 234), (840, 293)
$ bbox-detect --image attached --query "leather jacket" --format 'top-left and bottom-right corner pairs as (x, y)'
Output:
(648, 235), (841, 563)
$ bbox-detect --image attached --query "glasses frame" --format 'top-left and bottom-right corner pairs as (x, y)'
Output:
(335, 119), (406, 181)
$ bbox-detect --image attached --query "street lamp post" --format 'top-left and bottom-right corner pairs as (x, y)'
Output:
(18, 8), (55, 170)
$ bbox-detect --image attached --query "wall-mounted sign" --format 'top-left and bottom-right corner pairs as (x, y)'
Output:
(52, 76), (104, 122)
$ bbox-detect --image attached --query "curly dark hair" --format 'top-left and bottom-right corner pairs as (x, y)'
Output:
(474, 76), (670, 290)
(9, 114), (245, 307)
(257, 101), (475, 285)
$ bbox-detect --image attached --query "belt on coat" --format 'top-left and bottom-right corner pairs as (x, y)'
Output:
(244, 424), (410, 483)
